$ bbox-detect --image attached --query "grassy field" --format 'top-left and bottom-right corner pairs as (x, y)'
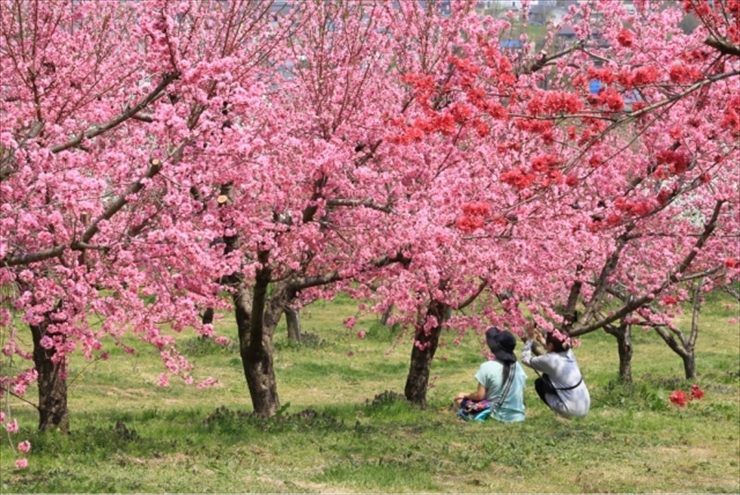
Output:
(1, 292), (738, 493)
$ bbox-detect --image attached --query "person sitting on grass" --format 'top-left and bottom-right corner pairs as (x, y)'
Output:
(521, 325), (590, 418)
(453, 327), (526, 422)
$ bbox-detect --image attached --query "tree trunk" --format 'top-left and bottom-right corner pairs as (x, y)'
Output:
(380, 304), (393, 326)
(285, 307), (301, 342)
(233, 283), (281, 417)
(202, 307), (214, 326)
(682, 353), (697, 380)
(653, 281), (702, 380)
(30, 318), (69, 432)
(605, 323), (633, 384)
(404, 300), (449, 406)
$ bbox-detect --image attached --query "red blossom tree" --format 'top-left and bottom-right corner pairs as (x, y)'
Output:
(384, 0), (739, 394)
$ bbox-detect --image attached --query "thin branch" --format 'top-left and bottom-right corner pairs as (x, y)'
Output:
(0, 384), (39, 410)
(455, 279), (487, 310)
(516, 44), (581, 76)
(578, 225), (634, 326)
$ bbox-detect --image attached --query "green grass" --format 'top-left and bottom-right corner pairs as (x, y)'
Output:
(1, 294), (739, 493)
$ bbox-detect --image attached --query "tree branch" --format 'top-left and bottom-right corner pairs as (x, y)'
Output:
(50, 71), (180, 154)
(455, 280), (487, 310)
(326, 198), (395, 214)
(291, 250), (412, 292)
(570, 201), (724, 337)
(0, 142), (189, 268)
(705, 36), (740, 57)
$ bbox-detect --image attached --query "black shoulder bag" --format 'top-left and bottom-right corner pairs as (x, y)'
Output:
(534, 369), (582, 396)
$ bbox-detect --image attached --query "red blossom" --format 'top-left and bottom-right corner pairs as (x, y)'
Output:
(450, 103), (473, 123)
(588, 68), (617, 85)
(690, 384), (705, 400)
(501, 168), (537, 190)
(455, 216), (485, 233)
(725, 258), (740, 269)
(669, 64), (703, 83)
(616, 28), (634, 47)
(668, 126), (683, 140)
(605, 213), (623, 226)
(531, 154), (559, 173)
(670, 390), (688, 407)
(462, 203), (491, 217)
(661, 295), (678, 306)
(632, 66), (660, 86)
(657, 189), (673, 206)
(656, 149), (690, 175)
(471, 119), (490, 137)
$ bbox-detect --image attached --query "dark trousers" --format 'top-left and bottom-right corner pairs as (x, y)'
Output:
(534, 377), (550, 406)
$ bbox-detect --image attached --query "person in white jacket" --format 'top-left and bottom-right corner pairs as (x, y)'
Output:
(521, 326), (590, 418)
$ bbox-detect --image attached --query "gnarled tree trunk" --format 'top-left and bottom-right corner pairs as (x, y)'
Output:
(605, 323), (633, 384)
(30, 317), (69, 432)
(404, 300), (450, 406)
(233, 283), (280, 417)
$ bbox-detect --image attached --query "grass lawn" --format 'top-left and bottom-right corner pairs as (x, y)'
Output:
(1, 292), (738, 493)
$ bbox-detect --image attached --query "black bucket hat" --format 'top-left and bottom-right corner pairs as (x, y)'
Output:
(485, 327), (517, 363)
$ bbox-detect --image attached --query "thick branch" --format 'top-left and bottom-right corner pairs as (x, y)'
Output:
(653, 325), (690, 358)
(291, 250), (412, 292)
(50, 71), (180, 154)
(579, 227), (633, 326)
(705, 36), (740, 57)
(301, 175), (328, 224)
(1, 155), (172, 268)
(688, 279), (703, 350)
(562, 264), (584, 328)
(571, 201), (724, 337)
(326, 198), (395, 214)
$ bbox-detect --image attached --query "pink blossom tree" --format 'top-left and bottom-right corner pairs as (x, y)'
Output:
(388, 0), (739, 393)
(0, 0), (290, 430)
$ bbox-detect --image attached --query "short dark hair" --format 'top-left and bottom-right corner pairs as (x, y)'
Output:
(546, 331), (571, 353)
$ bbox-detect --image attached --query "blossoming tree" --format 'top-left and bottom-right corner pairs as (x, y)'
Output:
(0, 0), (291, 431)
(389, 0), (739, 393)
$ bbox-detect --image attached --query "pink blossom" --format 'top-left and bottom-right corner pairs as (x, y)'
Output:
(0, 412), (5, 423)
(356, 330), (366, 339)
(214, 336), (230, 345)
(6, 419), (18, 433)
(17, 441), (31, 453)
(15, 458), (28, 469)
(157, 373), (170, 387)
(39, 336), (54, 350)
(343, 317), (356, 329)
(196, 377), (218, 389)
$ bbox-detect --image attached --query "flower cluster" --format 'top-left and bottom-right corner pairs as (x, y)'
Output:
(669, 384), (705, 407)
